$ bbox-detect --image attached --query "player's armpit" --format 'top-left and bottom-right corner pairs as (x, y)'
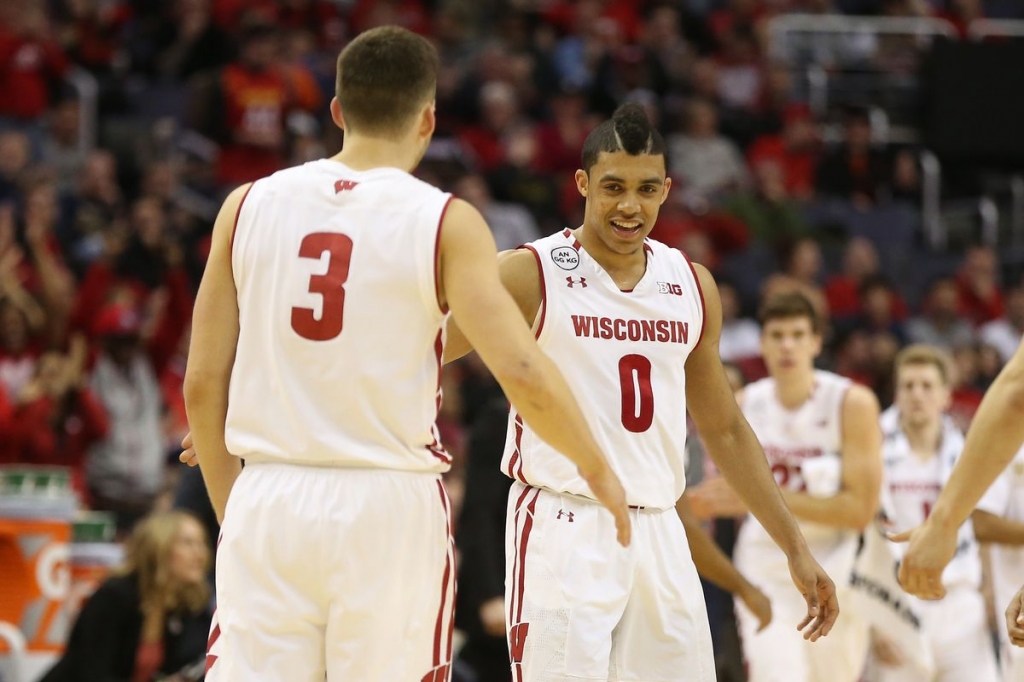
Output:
(442, 249), (542, 365)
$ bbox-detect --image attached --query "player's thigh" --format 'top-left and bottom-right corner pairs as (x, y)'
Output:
(209, 464), (329, 681)
(929, 588), (1000, 682)
(505, 484), (631, 682)
(736, 578), (811, 682)
(805, 588), (870, 682)
(325, 472), (455, 682)
(611, 510), (715, 682)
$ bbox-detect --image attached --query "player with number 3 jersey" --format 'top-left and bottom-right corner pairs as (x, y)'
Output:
(183, 26), (631, 682)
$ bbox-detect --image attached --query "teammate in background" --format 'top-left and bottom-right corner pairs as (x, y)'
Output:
(439, 104), (837, 682)
(973, 444), (1024, 679)
(183, 26), (629, 682)
(893, 340), (1024, 652)
(870, 345), (999, 681)
(689, 292), (883, 682)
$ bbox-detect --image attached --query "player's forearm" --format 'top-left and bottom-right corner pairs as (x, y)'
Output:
(677, 499), (746, 594)
(184, 373), (240, 523)
(703, 418), (806, 556)
(932, 363), (1024, 530)
(972, 510), (1024, 545)
(780, 489), (874, 530)
(495, 350), (610, 480)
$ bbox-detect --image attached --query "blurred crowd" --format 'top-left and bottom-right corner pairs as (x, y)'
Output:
(2, 0), (1024, 678)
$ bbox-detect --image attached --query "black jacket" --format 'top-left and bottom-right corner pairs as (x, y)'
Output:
(41, 573), (211, 682)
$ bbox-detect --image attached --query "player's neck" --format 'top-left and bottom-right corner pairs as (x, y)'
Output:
(331, 135), (422, 173)
(773, 371), (815, 410)
(901, 417), (943, 459)
(574, 226), (647, 289)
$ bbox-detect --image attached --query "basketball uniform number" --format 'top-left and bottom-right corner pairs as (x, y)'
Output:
(618, 354), (654, 433)
(290, 232), (353, 341)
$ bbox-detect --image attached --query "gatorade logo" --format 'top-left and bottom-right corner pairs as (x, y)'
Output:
(36, 542), (70, 601)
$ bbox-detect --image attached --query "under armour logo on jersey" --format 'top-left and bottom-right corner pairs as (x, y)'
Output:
(657, 281), (683, 296)
(556, 509), (575, 522)
(334, 179), (359, 193)
(566, 277), (587, 289)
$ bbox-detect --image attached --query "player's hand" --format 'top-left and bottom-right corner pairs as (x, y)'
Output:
(580, 462), (631, 547)
(889, 518), (956, 600)
(686, 476), (748, 520)
(787, 546), (839, 642)
(737, 580), (772, 632)
(1006, 584), (1024, 647)
(178, 431), (198, 467)
(479, 596), (506, 638)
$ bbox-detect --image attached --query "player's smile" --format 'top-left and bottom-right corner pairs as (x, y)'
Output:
(609, 216), (645, 239)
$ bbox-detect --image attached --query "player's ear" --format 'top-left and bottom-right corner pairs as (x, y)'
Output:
(330, 98), (346, 131)
(419, 100), (436, 139)
(575, 169), (589, 198)
(661, 176), (672, 204)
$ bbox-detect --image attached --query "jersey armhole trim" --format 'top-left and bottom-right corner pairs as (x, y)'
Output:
(434, 195), (454, 316)
(229, 182), (255, 258)
(679, 250), (707, 351)
(519, 244), (546, 339)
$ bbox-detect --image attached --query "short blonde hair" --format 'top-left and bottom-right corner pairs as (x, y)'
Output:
(894, 344), (953, 386)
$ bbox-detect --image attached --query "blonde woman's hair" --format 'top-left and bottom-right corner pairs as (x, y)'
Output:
(894, 344), (954, 387)
(117, 510), (211, 616)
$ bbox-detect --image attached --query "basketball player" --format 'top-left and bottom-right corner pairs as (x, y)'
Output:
(439, 105), (838, 682)
(893, 339), (1024, 653)
(183, 27), (630, 682)
(869, 345), (999, 681)
(183, 103), (839, 681)
(974, 445), (1024, 679)
(689, 292), (883, 682)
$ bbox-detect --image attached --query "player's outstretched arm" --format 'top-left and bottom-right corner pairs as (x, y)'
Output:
(439, 199), (630, 546)
(893, 340), (1024, 599)
(777, 386), (882, 530)
(442, 249), (542, 365)
(677, 495), (772, 631)
(684, 263), (837, 641)
(183, 183), (249, 523)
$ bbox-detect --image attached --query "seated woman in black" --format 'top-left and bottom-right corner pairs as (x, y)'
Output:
(43, 510), (213, 681)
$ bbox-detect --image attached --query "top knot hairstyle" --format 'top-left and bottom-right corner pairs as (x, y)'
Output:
(581, 102), (666, 174)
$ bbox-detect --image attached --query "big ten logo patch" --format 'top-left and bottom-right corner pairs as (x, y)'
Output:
(551, 246), (580, 271)
(657, 282), (683, 296)
(0, 524), (71, 653)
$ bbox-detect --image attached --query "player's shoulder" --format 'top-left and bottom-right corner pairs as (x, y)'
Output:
(841, 379), (881, 417)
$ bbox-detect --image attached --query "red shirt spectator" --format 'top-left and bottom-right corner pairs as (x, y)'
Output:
(746, 104), (819, 200)
(956, 246), (1004, 326)
(0, 13), (70, 120)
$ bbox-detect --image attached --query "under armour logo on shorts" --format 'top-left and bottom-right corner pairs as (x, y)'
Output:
(557, 509), (575, 522)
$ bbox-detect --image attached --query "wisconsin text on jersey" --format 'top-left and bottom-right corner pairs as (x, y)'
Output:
(570, 315), (691, 344)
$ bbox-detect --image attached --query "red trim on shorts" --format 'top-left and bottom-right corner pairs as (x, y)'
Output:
(431, 480), (456, 672)
(506, 485), (533, 637)
(679, 249), (707, 351)
(205, 616), (221, 674)
(518, 245), (546, 340)
(229, 183), (255, 256)
(434, 196), (454, 315)
(509, 487), (540, 682)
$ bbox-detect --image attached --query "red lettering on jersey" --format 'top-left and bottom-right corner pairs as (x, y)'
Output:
(599, 317), (613, 339)
(334, 179), (359, 193)
(571, 315), (595, 337)
(510, 622), (529, 663)
(655, 320), (670, 342)
(627, 319), (641, 341)
(613, 318), (626, 340)
(641, 319), (656, 341)
(570, 315), (690, 344)
(677, 321), (689, 344)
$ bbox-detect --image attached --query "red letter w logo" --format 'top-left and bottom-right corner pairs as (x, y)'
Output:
(510, 622), (529, 663)
(334, 179), (359, 193)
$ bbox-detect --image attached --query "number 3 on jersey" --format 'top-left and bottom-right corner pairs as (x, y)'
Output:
(619, 354), (654, 433)
(290, 232), (353, 341)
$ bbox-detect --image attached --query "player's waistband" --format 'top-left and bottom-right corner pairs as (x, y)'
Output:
(241, 453), (445, 477)
(519, 482), (666, 513)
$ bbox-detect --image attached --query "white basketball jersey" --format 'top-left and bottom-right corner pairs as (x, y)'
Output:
(977, 445), (1024, 635)
(879, 406), (981, 590)
(499, 229), (705, 510)
(736, 371), (858, 579)
(225, 159), (453, 472)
